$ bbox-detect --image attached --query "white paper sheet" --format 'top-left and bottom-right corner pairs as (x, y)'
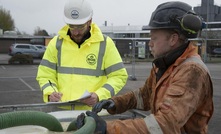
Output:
(69, 90), (91, 102)
(47, 90), (91, 104)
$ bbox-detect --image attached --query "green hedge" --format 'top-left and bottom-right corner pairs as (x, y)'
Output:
(8, 54), (33, 64)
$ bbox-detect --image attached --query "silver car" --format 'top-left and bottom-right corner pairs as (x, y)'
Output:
(8, 43), (44, 58)
(33, 44), (46, 51)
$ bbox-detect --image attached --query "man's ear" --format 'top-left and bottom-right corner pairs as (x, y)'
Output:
(170, 33), (179, 47)
(88, 19), (92, 25)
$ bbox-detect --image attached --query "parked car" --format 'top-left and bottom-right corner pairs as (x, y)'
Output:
(33, 44), (46, 51)
(8, 43), (44, 58)
(213, 48), (221, 55)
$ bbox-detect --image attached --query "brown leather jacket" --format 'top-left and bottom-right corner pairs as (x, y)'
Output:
(106, 43), (214, 134)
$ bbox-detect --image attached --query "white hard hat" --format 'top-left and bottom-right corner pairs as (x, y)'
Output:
(63, 0), (93, 25)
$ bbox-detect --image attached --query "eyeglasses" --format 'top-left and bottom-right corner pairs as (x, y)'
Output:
(68, 22), (88, 31)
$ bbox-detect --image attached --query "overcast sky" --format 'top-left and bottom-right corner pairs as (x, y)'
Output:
(0, 0), (220, 35)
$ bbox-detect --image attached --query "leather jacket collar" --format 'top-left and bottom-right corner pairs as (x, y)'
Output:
(153, 42), (189, 81)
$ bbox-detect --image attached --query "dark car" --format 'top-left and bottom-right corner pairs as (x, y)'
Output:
(213, 48), (221, 55)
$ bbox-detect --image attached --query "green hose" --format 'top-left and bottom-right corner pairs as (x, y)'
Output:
(0, 111), (63, 132)
(0, 111), (96, 134)
(67, 116), (96, 134)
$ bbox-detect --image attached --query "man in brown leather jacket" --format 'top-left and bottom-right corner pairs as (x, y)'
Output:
(77, 1), (214, 134)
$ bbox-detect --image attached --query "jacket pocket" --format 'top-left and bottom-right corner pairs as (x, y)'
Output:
(159, 87), (186, 114)
(166, 87), (186, 97)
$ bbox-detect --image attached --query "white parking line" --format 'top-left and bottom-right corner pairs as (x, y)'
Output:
(0, 76), (36, 79)
(0, 90), (40, 93)
(1, 66), (6, 69)
(32, 65), (39, 69)
(212, 77), (221, 80)
(19, 77), (36, 91)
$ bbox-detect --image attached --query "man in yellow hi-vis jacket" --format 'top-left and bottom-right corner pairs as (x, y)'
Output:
(36, 0), (128, 110)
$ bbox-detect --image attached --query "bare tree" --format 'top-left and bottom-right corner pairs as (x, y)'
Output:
(34, 26), (49, 36)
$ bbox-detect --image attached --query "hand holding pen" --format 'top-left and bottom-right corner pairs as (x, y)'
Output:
(48, 80), (57, 92)
(48, 80), (63, 102)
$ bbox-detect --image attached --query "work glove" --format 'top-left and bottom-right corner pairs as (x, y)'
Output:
(92, 99), (115, 113)
(76, 112), (85, 129)
(86, 111), (106, 134)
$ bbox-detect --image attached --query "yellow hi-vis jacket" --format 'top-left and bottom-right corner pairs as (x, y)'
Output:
(36, 23), (128, 110)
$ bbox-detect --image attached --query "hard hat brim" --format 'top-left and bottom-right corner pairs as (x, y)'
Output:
(142, 25), (178, 30)
(64, 14), (92, 25)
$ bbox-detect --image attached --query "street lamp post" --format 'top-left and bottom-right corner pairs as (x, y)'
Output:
(204, 0), (210, 62)
(129, 40), (137, 81)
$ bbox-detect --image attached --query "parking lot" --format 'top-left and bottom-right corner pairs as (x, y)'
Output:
(0, 54), (220, 133)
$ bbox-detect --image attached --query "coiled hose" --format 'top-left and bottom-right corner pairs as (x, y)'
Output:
(0, 111), (96, 133)
(67, 116), (96, 134)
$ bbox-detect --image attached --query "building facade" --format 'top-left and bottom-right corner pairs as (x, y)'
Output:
(194, 0), (221, 21)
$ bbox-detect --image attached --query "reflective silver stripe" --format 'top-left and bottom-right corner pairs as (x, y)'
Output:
(42, 82), (57, 91)
(42, 83), (57, 91)
(183, 56), (210, 74)
(57, 66), (105, 76)
(96, 35), (106, 77)
(40, 61), (124, 76)
(42, 83), (50, 91)
(56, 37), (63, 66)
(103, 84), (115, 96)
(40, 59), (57, 70)
(144, 114), (163, 134)
(105, 62), (125, 75)
(133, 89), (144, 109)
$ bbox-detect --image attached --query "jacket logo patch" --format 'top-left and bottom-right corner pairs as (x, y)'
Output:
(86, 54), (97, 65)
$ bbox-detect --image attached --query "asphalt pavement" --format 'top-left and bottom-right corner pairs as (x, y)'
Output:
(0, 54), (220, 133)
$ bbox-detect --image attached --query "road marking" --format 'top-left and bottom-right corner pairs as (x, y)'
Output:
(0, 76), (35, 79)
(32, 65), (38, 69)
(0, 90), (40, 93)
(1, 66), (6, 69)
(212, 77), (221, 80)
(19, 77), (36, 91)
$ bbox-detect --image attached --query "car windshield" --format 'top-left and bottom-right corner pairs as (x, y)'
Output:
(30, 45), (39, 50)
(34, 45), (45, 50)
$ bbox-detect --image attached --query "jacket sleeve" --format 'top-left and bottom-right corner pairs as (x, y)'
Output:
(95, 36), (128, 101)
(107, 70), (153, 114)
(36, 36), (59, 102)
(106, 118), (149, 134)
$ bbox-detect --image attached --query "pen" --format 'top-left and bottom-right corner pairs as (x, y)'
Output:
(48, 80), (56, 92)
